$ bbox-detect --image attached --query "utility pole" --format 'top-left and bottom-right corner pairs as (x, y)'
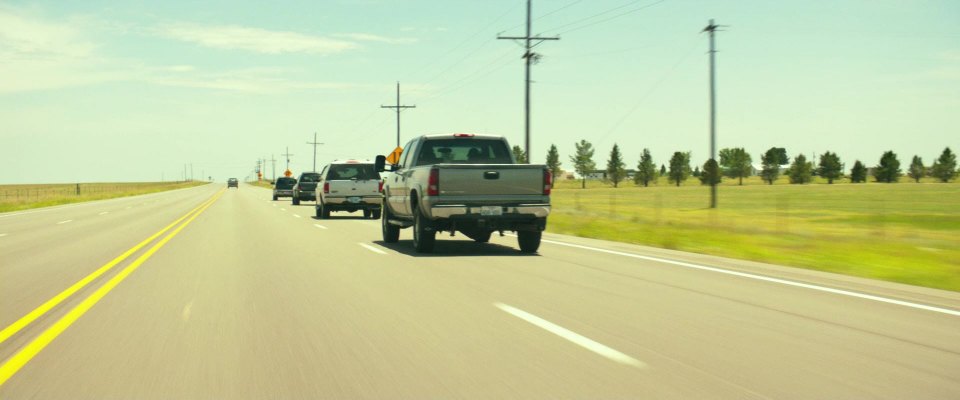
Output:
(270, 154), (277, 181)
(381, 82), (416, 148)
(307, 132), (323, 172)
(498, 0), (559, 164)
(190, 163), (193, 181)
(702, 19), (725, 209)
(282, 147), (294, 172)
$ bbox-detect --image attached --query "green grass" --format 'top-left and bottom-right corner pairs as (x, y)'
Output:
(247, 180), (274, 189)
(549, 178), (960, 291)
(0, 181), (208, 213)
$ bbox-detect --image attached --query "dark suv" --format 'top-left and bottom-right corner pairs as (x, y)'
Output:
(292, 172), (321, 205)
(272, 177), (297, 201)
(227, 178), (239, 188)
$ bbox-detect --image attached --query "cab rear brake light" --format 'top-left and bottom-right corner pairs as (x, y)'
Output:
(453, 133), (475, 137)
(543, 169), (552, 195)
(427, 168), (440, 196)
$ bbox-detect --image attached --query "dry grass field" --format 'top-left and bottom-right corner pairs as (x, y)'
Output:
(0, 181), (207, 213)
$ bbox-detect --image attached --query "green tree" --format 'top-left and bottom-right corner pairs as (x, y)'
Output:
(850, 160), (867, 183)
(633, 148), (657, 187)
(760, 147), (785, 185)
(908, 155), (926, 183)
(873, 150), (901, 183)
(699, 158), (721, 185)
(545, 144), (562, 180)
(693, 166), (701, 177)
(660, 164), (666, 176)
(718, 147), (752, 185)
(817, 151), (843, 184)
(511, 145), (528, 164)
(788, 154), (813, 184)
(931, 147), (958, 182)
(569, 140), (596, 189)
(605, 143), (627, 188)
(668, 151), (692, 187)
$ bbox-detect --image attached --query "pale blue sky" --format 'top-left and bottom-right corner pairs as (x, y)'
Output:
(2, 0), (957, 183)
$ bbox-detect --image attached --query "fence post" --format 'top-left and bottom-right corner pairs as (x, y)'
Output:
(76, 183), (81, 196)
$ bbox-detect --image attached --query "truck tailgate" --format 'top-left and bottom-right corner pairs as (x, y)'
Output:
(437, 164), (544, 197)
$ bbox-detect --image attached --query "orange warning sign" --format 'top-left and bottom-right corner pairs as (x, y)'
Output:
(385, 147), (403, 165)
(284, 169), (293, 177)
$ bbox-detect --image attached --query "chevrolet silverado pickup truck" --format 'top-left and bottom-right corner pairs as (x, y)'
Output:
(375, 133), (551, 253)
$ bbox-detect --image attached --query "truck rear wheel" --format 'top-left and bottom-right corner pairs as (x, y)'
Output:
(382, 205), (400, 243)
(413, 210), (435, 253)
(292, 196), (300, 205)
(517, 231), (541, 253)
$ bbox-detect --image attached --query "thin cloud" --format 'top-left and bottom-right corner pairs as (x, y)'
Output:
(333, 33), (416, 44)
(159, 24), (357, 54)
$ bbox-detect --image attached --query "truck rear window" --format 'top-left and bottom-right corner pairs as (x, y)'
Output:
(299, 173), (321, 182)
(327, 165), (380, 180)
(416, 139), (512, 166)
(275, 178), (296, 189)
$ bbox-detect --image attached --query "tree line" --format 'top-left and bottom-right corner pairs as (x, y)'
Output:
(511, 143), (959, 188)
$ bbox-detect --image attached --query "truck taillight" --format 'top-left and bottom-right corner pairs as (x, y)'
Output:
(378, 180), (384, 193)
(427, 168), (439, 196)
(323, 182), (330, 194)
(543, 169), (552, 195)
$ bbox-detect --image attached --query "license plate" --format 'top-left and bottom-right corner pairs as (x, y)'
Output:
(480, 206), (502, 216)
(348, 197), (361, 203)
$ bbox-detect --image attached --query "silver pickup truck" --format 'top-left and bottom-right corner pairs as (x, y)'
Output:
(375, 133), (551, 253)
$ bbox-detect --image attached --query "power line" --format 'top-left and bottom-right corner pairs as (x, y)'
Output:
(542, 0), (667, 35)
(499, 0), (585, 34)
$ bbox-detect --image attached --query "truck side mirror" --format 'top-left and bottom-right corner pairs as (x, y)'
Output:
(375, 155), (387, 172)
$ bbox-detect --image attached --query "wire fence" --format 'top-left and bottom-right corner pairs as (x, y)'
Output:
(0, 182), (200, 208)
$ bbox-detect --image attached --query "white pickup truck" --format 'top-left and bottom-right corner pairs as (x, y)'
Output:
(376, 133), (551, 253)
(315, 160), (382, 219)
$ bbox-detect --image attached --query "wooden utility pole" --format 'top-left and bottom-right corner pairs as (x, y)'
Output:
(381, 82), (416, 148)
(498, 0), (558, 163)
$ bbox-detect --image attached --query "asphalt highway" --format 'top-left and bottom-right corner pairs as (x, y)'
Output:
(1, 183), (958, 399)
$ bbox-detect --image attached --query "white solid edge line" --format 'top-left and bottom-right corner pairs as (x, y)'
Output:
(495, 303), (645, 368)
(359, 243), (388, 255)
(313, 224), (328, 229)
(56, 220), (73, 225)
(537, 237), (960, 317)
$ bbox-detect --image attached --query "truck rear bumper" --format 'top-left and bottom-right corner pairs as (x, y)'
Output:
(429, 204), (550, 219)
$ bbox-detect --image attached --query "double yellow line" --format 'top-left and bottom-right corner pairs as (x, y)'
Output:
(0, 189), (224, 386)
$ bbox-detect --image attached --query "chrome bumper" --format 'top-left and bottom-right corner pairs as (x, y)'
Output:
(429, 204), (550, 219)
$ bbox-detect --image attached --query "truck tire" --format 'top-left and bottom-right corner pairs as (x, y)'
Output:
(292, 196), (300, 206)
(382, 205), (400, 243)
(371, 209), (381, 219)
(319, 202), (330, 219)
(273, 195), (278, 201)
(413, 210), (435, 253)
(517, 231), (541, 253)
(315, 204), (322, 218)
(363, 210), (371, 219)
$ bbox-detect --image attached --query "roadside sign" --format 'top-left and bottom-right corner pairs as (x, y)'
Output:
(284, 169), (293, 177)
(385, 147), (403, 165)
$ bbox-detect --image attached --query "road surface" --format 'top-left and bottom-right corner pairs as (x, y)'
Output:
(1, 183), (958, 399)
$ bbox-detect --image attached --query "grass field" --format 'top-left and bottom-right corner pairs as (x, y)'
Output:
(0, 181), (208, 213)
(549, 177), (960, 291)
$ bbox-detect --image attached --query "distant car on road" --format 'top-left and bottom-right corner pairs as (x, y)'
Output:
(315, 160), (382, 219)
(227, 178), (239, 188)
(272, 177), (297, 201)
(292, 172), (321, 205)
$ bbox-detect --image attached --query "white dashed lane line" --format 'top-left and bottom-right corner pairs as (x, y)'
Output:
(359, 243), (387, 255)
(495, 303), (646, 368)
(56, 220), (73, 225)
(313, 224), (327, 230)
(280, 208), (286, 211)
(293, 214), (301, 218)
(0, 233), (8, 238)
(98, 211), (109, 215)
